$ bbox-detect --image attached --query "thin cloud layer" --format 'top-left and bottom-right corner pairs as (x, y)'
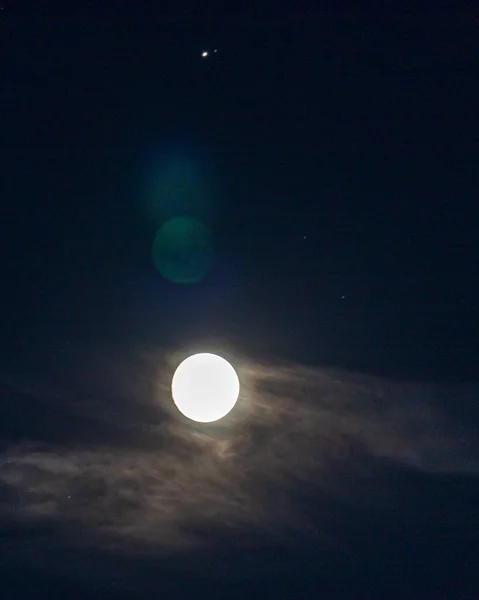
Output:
(1, 346), (478, 568)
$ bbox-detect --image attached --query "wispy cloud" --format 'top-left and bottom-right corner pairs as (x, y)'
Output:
(1, 348), (478, 563)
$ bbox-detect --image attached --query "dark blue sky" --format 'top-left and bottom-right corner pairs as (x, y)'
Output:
(1, 3), (478, 598)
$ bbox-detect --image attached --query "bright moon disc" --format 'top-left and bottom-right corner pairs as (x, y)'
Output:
(171, 353), (240, 423)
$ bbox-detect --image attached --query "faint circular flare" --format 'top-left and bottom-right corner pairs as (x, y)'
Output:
(151, 217), (214, 284)
(171, 353), (240, 423)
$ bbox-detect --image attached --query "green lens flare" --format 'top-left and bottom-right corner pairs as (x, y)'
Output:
(151, 217), (214, 284)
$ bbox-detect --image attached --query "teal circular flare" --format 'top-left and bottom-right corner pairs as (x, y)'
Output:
(151, 217), (214, 284)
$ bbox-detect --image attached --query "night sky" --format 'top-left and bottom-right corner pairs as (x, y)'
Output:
(1, 3), (478, 598)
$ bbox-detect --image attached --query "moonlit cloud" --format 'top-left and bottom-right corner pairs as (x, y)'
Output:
(0, 344), (478, 576)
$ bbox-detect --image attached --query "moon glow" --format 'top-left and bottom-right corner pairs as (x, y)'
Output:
(171, 353), (240, 423)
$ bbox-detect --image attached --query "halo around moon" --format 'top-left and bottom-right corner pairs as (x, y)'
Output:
(171, 353), (240, 423)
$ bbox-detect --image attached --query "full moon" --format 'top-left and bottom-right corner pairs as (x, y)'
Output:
(171, 353), (240, 423)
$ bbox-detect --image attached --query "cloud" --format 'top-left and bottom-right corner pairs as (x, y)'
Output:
(0, 346), (478, 569)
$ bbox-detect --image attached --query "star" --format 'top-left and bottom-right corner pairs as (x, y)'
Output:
(201, 49), (218, 58)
